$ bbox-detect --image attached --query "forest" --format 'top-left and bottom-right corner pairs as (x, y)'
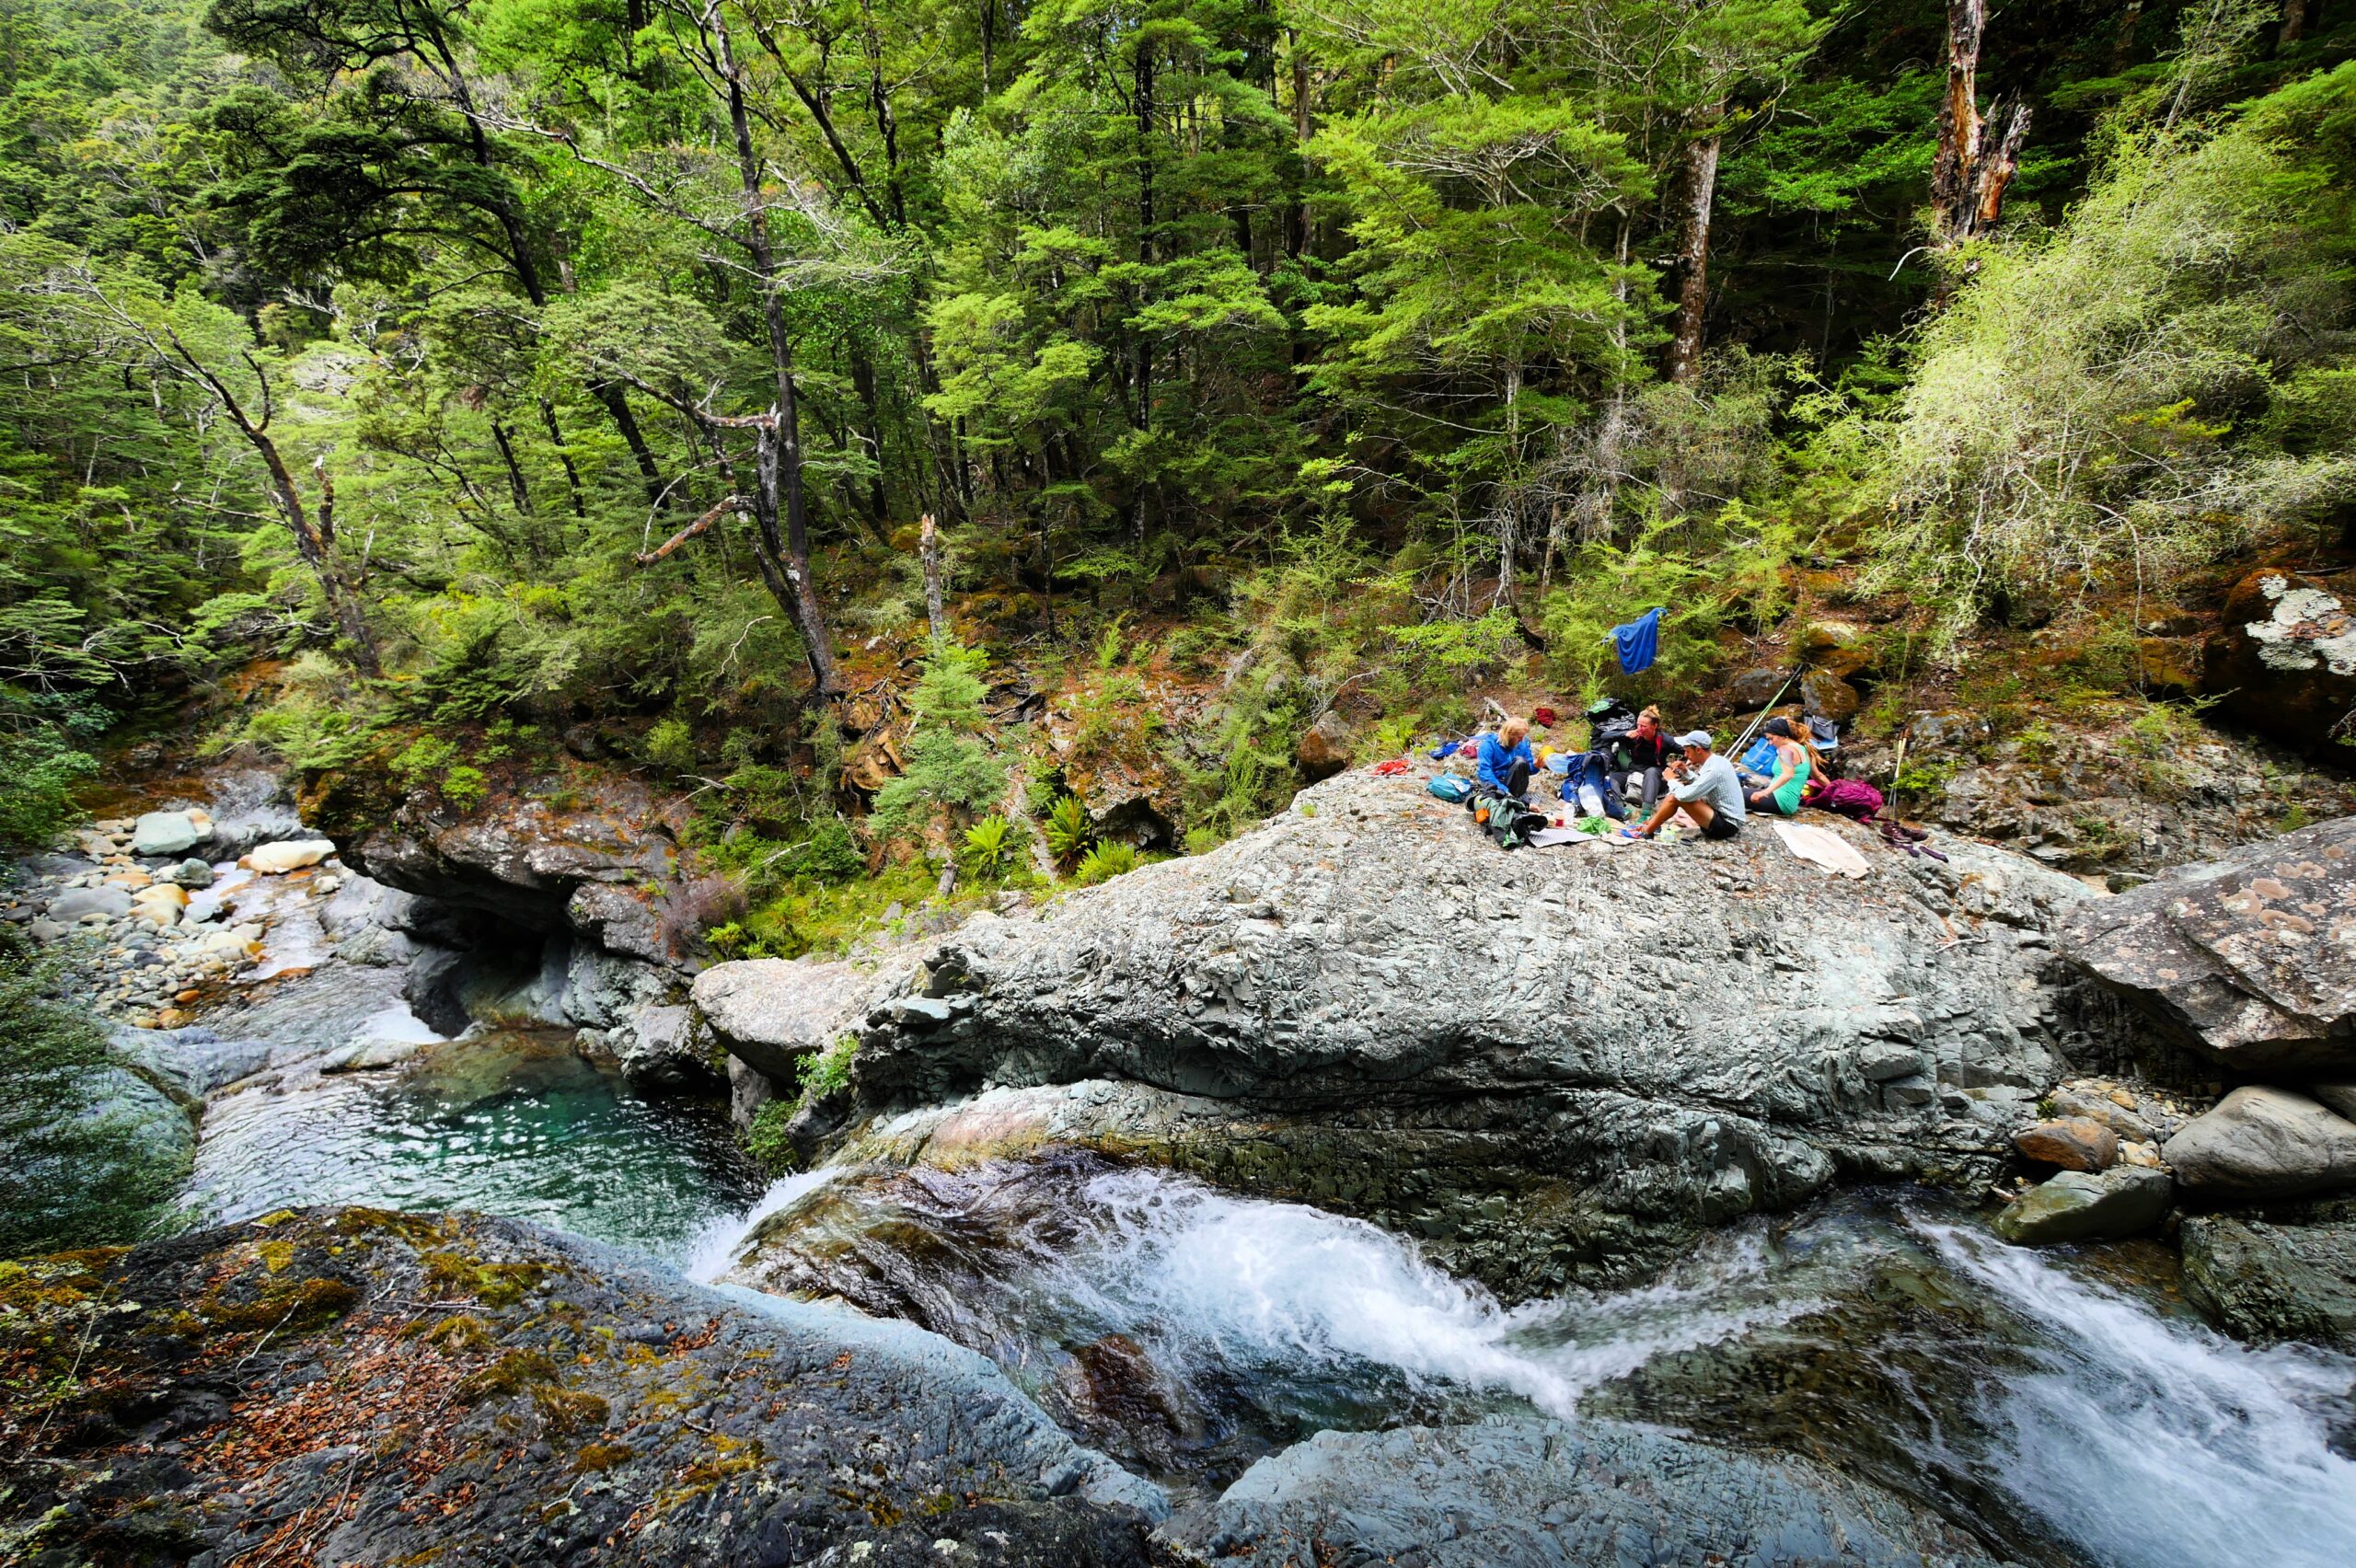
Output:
(3, 0), (2354, 940)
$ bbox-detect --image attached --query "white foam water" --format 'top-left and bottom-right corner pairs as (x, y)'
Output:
(1927, 1221), (2356, 1568)
(684, 1169), (843, 1284)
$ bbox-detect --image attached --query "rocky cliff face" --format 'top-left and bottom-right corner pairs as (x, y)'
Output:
(700, 770), (2131, 1293)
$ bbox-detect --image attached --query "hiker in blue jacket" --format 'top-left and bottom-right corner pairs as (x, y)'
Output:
(1476, 716), (1536, 801)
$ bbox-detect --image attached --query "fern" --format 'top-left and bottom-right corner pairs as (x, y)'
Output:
(962, 814), (1014, 877)
(1075, 841), (1137, 884)
(1045, 795), (1092, 864)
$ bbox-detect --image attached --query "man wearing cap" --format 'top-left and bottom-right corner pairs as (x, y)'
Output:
(1619, 730), (1745, 841)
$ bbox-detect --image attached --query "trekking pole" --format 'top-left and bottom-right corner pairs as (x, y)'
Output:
(1729, 669), (1801, 756)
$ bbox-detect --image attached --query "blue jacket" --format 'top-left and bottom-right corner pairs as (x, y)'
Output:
(1475, 733), (1535, 793)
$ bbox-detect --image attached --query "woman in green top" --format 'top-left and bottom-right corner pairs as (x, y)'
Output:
(1746, 717), (1811, 816)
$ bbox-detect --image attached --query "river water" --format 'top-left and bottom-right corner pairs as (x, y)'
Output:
(142, 783), (2356, 1568)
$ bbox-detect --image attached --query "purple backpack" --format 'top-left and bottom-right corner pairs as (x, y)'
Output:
(1813, 778), (1884, 821)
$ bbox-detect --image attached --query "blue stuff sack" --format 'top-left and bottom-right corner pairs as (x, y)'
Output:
(1426, 774), (1474, 804)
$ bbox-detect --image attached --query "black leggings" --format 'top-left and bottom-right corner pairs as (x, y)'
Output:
(1499, 758), (1531, 799)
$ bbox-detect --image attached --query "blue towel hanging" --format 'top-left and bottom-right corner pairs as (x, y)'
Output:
(1609, 606), (1664, 674)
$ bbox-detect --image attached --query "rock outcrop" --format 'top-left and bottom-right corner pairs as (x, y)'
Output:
(2058, 814), (2356, 1070)
(342, 776), (688, 964)
(1161, 1416), (2000, 1568)
(0, 1209), (1163, 1567)
(702, 768), (2122, 1292)
(2204, 568), (2356, 747)
(2181, 1211), (2356, 1347)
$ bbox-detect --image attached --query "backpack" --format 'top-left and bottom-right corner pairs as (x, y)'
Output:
(1469, 789), (1548, 849)
(1813, 778), (1884, 821)
(1427, 773), (1475, 804)
(1807, 716), (1842, 753)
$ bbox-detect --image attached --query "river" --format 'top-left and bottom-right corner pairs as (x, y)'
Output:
(65, 771), (2355, 1568)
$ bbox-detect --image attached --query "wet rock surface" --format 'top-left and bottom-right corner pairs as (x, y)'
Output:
(1992, 1166), (2173, 1244)
(708, 769), (2126, 1292)
(2059, 814), (2356, 1070)
(0, 1209), (1165, 1567)
(1162, 1415), (2000, 1568)
(2181, 1210), (2356, 1347)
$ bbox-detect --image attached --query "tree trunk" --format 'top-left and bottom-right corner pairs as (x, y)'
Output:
(848, 339), (891, 525)
(920, 512), (948, 647)
(1666, 110), (1724, 386)
(1931, 0), (1984, 242)
(719, 20), (846, 698)
(1131, 40), (1157, 543)
(537, 398), (587, 518)
(490, 419), (535, 518)
(2281, 0), (2309, 47)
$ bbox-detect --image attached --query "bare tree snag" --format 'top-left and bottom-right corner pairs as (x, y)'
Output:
(1666, 106), (1725, 387)
(1929, 0), (2029, 282)
(2281, 0), (2309, 48)
(919, 512), (947, 647)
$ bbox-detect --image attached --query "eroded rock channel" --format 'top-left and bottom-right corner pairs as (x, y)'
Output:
(11, 767), (2356, 1567)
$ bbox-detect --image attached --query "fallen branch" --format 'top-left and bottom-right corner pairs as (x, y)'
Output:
(634, 495), (745, 564)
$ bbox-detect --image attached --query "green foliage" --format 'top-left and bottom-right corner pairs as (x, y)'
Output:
(1044, 795), (1093, 865)
(961, 815), (1015, 879)
(644, 719), (697, 778)
(742, 1101), (797, 1175)
(0, 948), (187, 1253)
(441, 766), (489, 812)
(1874, 62), (2356, 649)
(869, 643), (1005, 845)
(1075, 841), (1138, 885)
(0, 697), (98, 851)
(797, 1034), (859, 1102)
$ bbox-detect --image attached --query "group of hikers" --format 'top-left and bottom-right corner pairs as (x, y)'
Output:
(1472, 703), (1832, 843)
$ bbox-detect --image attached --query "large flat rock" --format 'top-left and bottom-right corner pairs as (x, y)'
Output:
(2058, 813), (2356, 1070)
(1161, 1416), (1999, 1567)
(703, 769), (2123, 1291)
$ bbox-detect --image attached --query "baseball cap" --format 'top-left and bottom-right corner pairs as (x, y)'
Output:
(1671, 730), (1713, 750)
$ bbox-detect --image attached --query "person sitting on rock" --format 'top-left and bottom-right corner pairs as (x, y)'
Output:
(1475, 716), (1537, 801)
(1745, 718), (1812, 817)
(1621, 730), (1745, 840)
(1611, 705), (1675, 811)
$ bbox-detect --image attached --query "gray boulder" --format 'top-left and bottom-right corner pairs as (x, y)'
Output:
(112, 1023), (273, 1097)
(2313, 1080), (2356, 1122)
(2163, 1086), (2356, 1199)
(1162, 1416), (1999, 1567)
(160, 858), (215, 888)
(2181, 1214), (2356, 1347)
(1992, 1166), (2173, 1245)
(2058, 814), (2356, 1071)
(47, 886), (133, 922)
(131, 810), (206, 858)
(705, 770), (2119, 1294)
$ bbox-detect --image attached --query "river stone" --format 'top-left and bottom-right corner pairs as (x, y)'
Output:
(2057, 814), (2356, 1071)
(130, 809), (205, 857)
(162, 857), (214, 888)
(709, 770), (2119, 1296)
(0, 1209), (1164, 1566)
(47, 885), (133, 922)
(2013, 1117), (2119, 1171)
(1800, 667), (1862, 722)
(2181, 1214), (2356, 1347)
(1992, 1166), (2173, 1244)
(1161, 1416), (2001, 1568)
(2163, 1086), (2356, 1199)
(245, 838), (335, 873)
